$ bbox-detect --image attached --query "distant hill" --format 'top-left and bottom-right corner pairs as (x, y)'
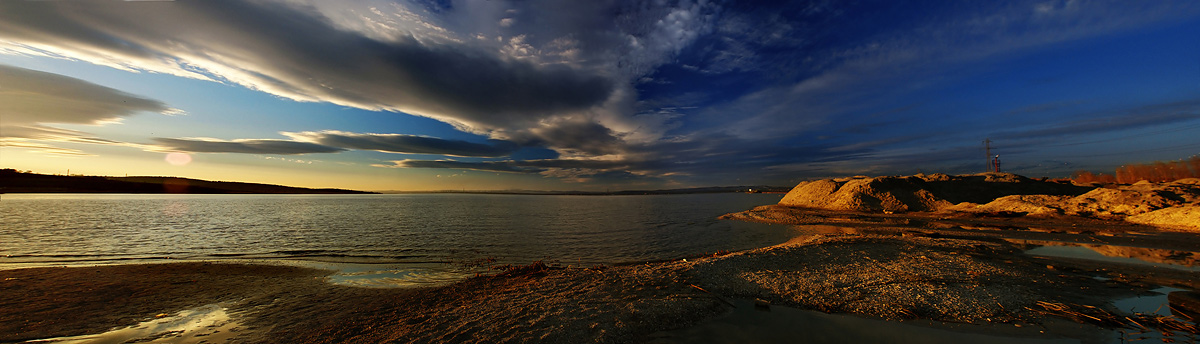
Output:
(0, 169), (374, 194)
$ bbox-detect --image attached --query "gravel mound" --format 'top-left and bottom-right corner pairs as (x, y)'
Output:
(964, 179), (1200, 230)
(1128, 206), (1200, 230)
(779, 173), (1088, 213)
(778, 173), (1200, 230)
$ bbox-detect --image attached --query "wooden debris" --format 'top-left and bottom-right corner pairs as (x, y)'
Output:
(689, 284), (736, 308)
(1027, 301), (1198, 336)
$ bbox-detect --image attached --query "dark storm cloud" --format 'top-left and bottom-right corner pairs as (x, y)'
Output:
(521, 117), (625, 156)
(152, 138), (346, 155)
(388, 160), (534, 173)
(0, 0), (613, 131)
(385, 158), (631, 174)
(388, 132), (874, 184)
(0, 0), (729, 177)
(283, 131), (517, 157)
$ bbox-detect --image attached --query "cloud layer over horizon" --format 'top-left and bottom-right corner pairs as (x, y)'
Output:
(3, 0), (1200, 188)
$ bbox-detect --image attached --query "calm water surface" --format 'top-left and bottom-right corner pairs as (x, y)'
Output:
(0, 193), (792, 270)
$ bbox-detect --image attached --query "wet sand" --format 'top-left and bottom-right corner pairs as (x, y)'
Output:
(3, 208), (1198, 343)
(0, 263), (333, 342)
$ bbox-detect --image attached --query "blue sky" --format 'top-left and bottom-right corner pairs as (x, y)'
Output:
(2, 0), (1199, 191)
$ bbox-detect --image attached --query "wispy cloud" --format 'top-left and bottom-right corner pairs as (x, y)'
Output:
(377, 157), (634, 177)
(0, 65), (176, 126)
(151, 138), (346, 155)
(0, 64), (175, 155)
(283, 130), (517, 157)
(0, 140), (92, 156)
(995, 99), (1200, 141)
(379, 159), (533, 173)
(694, 1), (1200, 139)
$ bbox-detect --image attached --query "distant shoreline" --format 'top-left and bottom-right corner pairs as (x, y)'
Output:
(0, 169), (374, 194)
(1, 168), (792, 195)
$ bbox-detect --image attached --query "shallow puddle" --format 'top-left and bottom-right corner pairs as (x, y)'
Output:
(646, 299), (1083, 344)
(1112, 286), (1187, 316)
(27, 304), (239, 344)
(284, 260), (482, 288)
(1019, 241), (1200, 272)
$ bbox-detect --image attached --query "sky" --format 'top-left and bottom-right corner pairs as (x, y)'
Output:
(1, 0), (1199, 191)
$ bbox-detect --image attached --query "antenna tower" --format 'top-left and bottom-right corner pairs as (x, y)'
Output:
(983, 138), (992, 172)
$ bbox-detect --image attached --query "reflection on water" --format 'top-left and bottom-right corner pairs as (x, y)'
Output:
(283, 260), (483, 288)
(1018, 241), (1200, 272)
(648, 299), (1078, 344)
(1109, 287), (1199, 343)
(1169, 291), (1200, 321)
(0, 193), (794, 281)
(27, 304), (238, 344)
(1113, 286), (1186, 316)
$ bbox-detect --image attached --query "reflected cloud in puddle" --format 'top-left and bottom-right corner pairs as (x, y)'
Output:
(27, 304), (238, 344)
(282, 260), (483, 288)
(1113, 286), (1186, 316)
(1017, 241), (1200, 272)
(1108, 287), (1199, 343)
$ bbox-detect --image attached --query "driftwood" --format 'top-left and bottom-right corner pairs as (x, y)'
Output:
(1027, 301), (1198, 337)
(689, 284), (737, 308)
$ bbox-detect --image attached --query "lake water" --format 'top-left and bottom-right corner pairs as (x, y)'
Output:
(0, 193), (793, 272)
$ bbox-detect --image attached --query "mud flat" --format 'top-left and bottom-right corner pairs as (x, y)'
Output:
(3, 173), (1198, 343)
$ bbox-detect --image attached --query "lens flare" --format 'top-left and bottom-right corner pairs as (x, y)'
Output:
(165, 152), (192, 166)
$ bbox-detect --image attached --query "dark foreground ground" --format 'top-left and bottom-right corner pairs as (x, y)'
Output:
(2, 208), (1198, 343)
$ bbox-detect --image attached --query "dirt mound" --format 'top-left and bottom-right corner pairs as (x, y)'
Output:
(779, 173), (1088, 213)
(1127, 206), (1200, 230)
(964, 179), (1200, 229)
(779, 176), (943, 213)
(777, 173), (1200, 230)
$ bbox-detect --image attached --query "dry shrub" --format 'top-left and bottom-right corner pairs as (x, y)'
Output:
(1072, 170), (1117, 184)
(1074, 156), (1200, 184)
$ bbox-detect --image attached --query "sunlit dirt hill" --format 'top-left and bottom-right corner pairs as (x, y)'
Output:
(773, 172), (1200, 231)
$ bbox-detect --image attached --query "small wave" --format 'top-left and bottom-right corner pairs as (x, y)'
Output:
(270, 249), (331, 255)
(206, 253), (252, 257)
(4, 253), (142, 259)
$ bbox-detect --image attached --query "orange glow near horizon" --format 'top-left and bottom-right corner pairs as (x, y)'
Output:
(0, 146), (565, 192)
